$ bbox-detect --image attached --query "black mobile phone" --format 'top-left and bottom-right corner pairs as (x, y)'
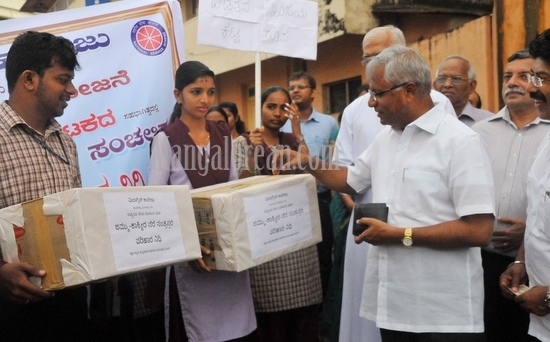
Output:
(352, 203), (388, 236)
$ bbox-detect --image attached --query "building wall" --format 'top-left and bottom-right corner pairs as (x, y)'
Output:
(215, 0), (550, 125)
(28, 0), (550, 128)
(543, 1), (550, 31)
(4, 1), (548, 125)
(409, 0), (550, 113)
(216, 18), (499, 127)
(306, 34), (366, 114)
(495, 0), (550, 109)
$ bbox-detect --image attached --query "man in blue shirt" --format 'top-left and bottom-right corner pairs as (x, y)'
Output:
(281, 71), (338, 296)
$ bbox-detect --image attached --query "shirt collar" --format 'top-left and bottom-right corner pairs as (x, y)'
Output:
(1, 100), (62, 136)
(1, 101), (26, 129)
(407, 102), (447, 135)
(303, 108), (320, 123)
(493, 106), (550, 127)
(458, 101), (476, 120)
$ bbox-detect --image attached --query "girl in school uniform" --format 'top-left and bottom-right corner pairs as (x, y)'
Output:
(234, 86), (322, 341)
(148, 61), (256, 342)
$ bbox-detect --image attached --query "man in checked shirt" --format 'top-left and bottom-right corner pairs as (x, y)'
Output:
(0, 31), (87, 341)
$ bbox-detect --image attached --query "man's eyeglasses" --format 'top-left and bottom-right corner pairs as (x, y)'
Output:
(528, 74), (547, 87)
(502, 73), (531, 83)
(368, 82), (408, 101)
(289, 84), (311, 91)
(361, 53), (379, 66)
(434, 76), (470, 85)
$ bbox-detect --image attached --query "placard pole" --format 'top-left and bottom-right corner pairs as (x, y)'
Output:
(255, 51), (261, 128)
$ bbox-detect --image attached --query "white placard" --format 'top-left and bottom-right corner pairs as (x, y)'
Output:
(103, 191), (186, 271)
(243, 183), (313, 258)
(197, 0), (318, 60)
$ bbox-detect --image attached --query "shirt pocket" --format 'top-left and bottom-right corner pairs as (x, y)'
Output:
(399, 169), (441, 215)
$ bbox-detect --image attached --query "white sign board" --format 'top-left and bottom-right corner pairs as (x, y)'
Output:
(243, 182), (313, 258)
(198, 0), (318, 60)
(103, 191), (186, 271)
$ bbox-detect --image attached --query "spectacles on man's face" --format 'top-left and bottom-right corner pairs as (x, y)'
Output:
(368, 82), (408, 101)
(361, 53), (379, 66)
(434, 75), (470, 85)
(289, 84), (311, 91)
(528, 74), (547, 87)
(502, 73), (530, 83)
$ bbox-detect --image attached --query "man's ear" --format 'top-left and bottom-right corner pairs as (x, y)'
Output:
(21, 70), (36, 90)
(404, 82), (416, 95)
(469, 79), (478, 92)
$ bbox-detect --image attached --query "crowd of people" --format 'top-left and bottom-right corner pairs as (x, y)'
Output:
(2, 23), (550, 342)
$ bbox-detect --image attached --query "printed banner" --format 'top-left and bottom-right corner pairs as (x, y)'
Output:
(197, 0), (318, 60)
(0, 0), (185, 188)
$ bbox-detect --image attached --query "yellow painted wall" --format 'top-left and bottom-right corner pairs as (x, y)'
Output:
(542, 1), (550, 31)
(193, 0), (550, 125)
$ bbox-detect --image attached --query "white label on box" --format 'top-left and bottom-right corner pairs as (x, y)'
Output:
(103, 191), (186, 271)
(243, 183), (312, 259)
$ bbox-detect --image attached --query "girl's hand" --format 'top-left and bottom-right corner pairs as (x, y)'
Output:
(284, 101), (303, 141)
(284, 101), (301, 123)
(249, 126), (264, 148)
(188, 245), (213, 273)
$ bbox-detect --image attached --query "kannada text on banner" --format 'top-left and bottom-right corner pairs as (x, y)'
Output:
(0, 0), (185, 188)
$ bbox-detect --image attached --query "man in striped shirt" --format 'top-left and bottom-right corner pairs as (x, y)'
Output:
(472, 49), (550, 341)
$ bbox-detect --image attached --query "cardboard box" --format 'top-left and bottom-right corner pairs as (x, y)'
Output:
(0, 186), (201, 291)
(191, 174), (322, 272)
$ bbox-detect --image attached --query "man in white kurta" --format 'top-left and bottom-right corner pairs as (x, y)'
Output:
(349, 100), (494, 333)
(521, 134), (550, 341)
(277, 46), (494, 341)
(334, 25), (455, 342)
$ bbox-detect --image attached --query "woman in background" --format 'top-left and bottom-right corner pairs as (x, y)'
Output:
(148, 61), (256, 342)
(220, 101), (246, 139)
(234, 86), (322, 341)
(205, 105), (229, 127)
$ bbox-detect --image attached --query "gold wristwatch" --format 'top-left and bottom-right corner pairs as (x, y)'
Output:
(402, 228), (413, 247)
